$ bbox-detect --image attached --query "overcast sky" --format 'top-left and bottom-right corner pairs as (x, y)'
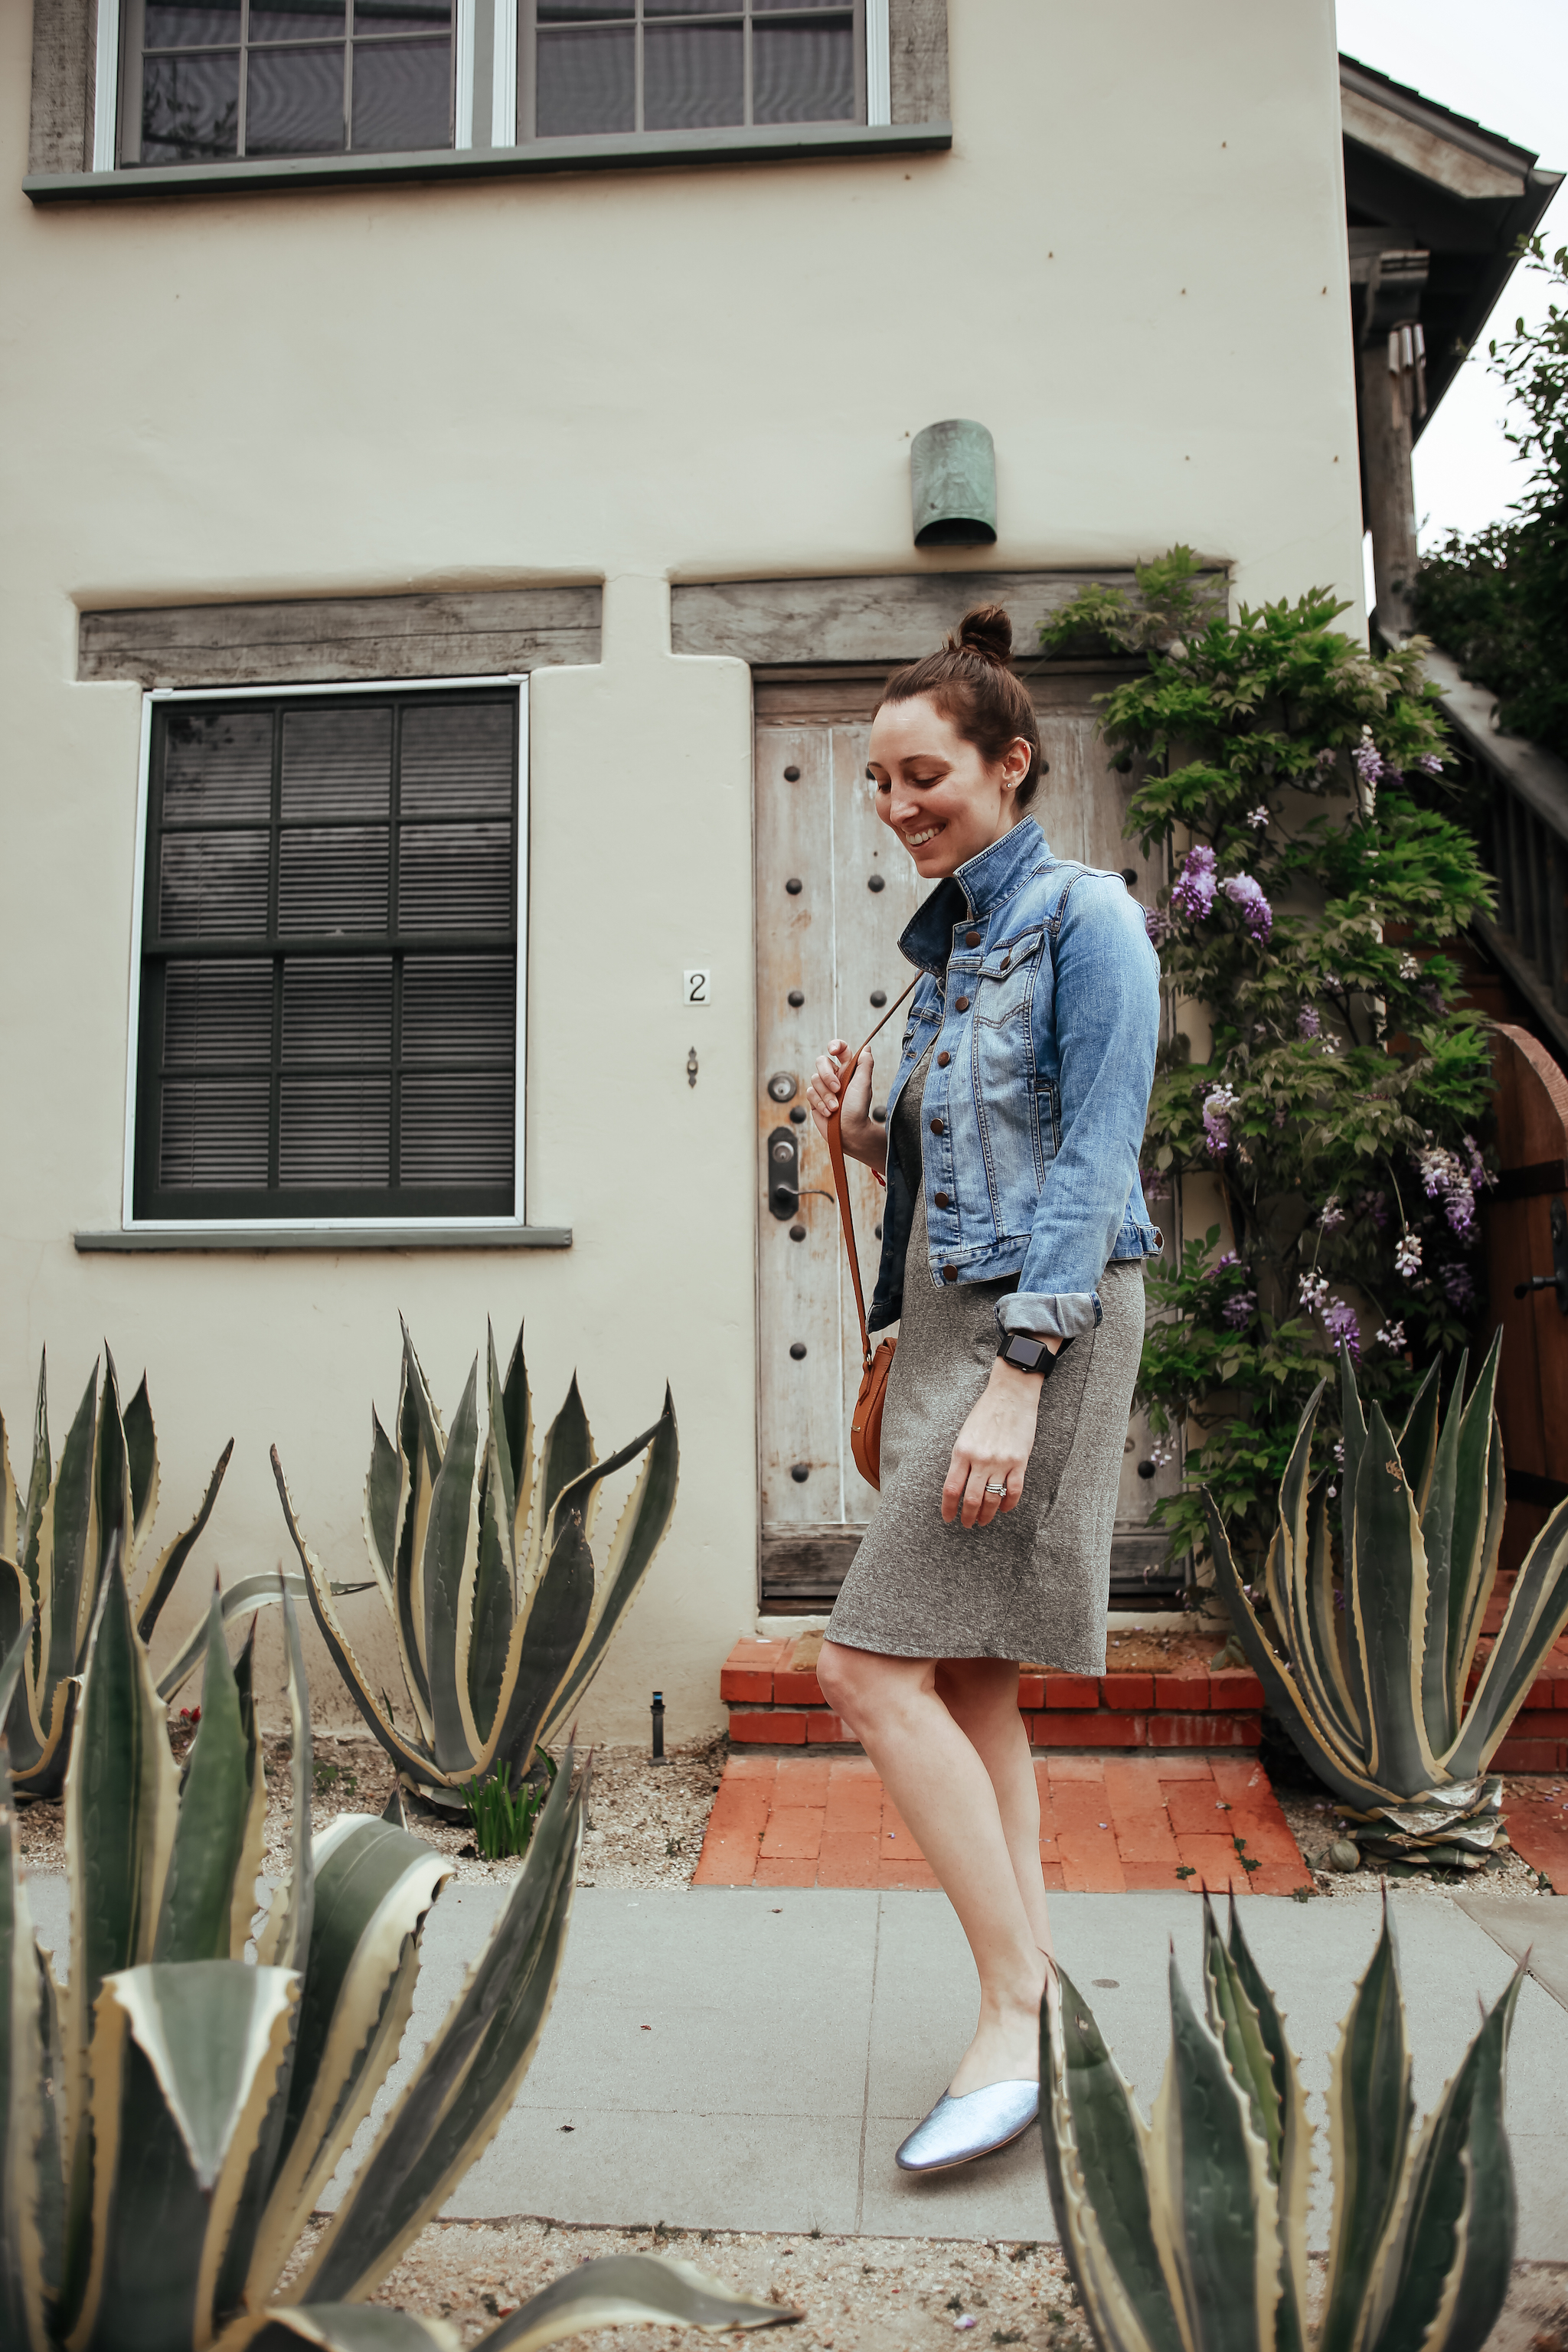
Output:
(1336, 0), (1567, 547)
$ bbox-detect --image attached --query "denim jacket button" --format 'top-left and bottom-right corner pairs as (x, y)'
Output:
(955, 995), (969, 1013)
(934, 1191), (950, 1208)
(965, 929), (981, 947)
(929, 1117), (945, 1136)
(942, 1264), (959, 1282)
(936, 1050), (951, 1067)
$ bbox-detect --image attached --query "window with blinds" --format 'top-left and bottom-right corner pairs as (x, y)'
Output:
(132, 685), (521, 1221)
(524, 0), (864, 139)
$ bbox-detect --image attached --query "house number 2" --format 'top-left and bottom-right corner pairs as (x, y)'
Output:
(683, 968), (712, 1004)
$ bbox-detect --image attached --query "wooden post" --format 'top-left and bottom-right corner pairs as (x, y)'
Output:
(1358, 335), (1419, 641)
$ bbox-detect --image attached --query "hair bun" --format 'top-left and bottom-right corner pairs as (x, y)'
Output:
(949, 603), (1013, 667)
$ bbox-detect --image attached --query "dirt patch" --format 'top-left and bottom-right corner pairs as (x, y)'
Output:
(1096, 1628), (1219, 1674)
(1271, 1782), (1554, 1902)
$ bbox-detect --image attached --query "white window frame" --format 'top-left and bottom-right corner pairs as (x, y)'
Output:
(93, 0), (886, 164)
(122, 672), (531, 1235)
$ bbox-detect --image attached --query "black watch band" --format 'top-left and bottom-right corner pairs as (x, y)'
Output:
(997, 1331), (1067, 1375)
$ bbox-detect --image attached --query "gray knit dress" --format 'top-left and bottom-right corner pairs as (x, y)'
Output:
(825, 1050), (1145, 1673)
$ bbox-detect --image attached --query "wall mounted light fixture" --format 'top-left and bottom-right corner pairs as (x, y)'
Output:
(910, 419), (997, 548)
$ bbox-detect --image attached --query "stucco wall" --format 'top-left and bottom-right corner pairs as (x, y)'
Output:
(1, 0), (1363, 1736)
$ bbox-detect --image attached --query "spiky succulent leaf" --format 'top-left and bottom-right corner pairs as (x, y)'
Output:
(473, 2253), (800, 2352)
(1148, 1954), (1277, 2352)
(0, 1410), (17, 1566)
(500, 1322), (534, 1571)
(19, 1357), (51, 1619)
(1396, 1364), (1442, 1521)
(1040, 1965), (1181, 2352)
(217, 2314), (462, 2352)
(93, 1355), (135, 1665)
(1416, 1361), (1465, 1758)
(422, 1360), (483, 1776)
(38, 1363), (99, 1703)
(120, 1375), (159, 1566)
(1443, 1499), (1568, 1782)
(1318, 1908), (1413, 2352)
(1223, 1903), (1311, 2352)
(68, 1961), (299, 2352)
(468, 1512), (596, 1787)
(154, 1586), (263, 1965)
(293, 1752), (585, 2305)
(274, 1450), (438, 1784)
(1204, 1491), (1387, 1811)
(521, 1377), (596, 1599)
(469, 1427), (518, 1753)
(537, 1391), (680, 1748)
(393, 1321), (445, 1733)
(134, 1439), (236, 1648)
(245, 1817), (452, 2308)
(363, 1412), (401, 1617)
(1346, 1406), (1443, 1798)
(257, 1586), (317, 1977)
(0, 1673), (54, 2352)
(1359, 1968), (1522, 2352)
(1448, 1334), (1504, 1715)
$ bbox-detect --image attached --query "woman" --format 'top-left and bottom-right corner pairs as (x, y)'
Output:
(806, 605), (1161, 2175)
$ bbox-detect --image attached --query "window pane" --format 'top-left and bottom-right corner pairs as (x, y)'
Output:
(278, 827), (390, 933)
(397, 825), (511, 932)
(159, 1078), (270, 1187)
(753, 15), (854, 122)
(753, 0), (848, 10)
(402, 954), (514, 1060)
(279, 1076), (390, 1184)
(643, 22), (743, 129)
(246, 44), (345, 154)
(163, 960), (274, 1065)
(400, 1072), (513, 1184)
(249, 0), (345, 40)
(351, 38), (452, 150)
(144, 0), (243, 47)
(280, 706), (390, 821)
(282, 957), (393, 1061)
(162, 710), (273, 824)
(535, 25), (634, 135)
(160, 834), (270, 939)
(644, 0), (740, 15)
(353, 0), (452, 30)
(399, 703), (513, 819)
(536, 1), (632, 18)
(141, 53), (240, 162)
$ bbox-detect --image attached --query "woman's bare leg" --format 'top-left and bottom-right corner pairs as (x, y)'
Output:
(818, 1640), (1046, 2094)
(935, 1656), (1054, 1962)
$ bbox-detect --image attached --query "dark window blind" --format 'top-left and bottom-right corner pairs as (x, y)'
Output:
(528, 0), (861, 139)
(135, 688), (518, 1220)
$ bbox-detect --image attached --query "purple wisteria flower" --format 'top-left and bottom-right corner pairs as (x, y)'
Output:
(1417, 1143), (1478, 1238)
(1323, 1299), (1361, 1361)
(1354, 730), (1383, 789)
(1419, 752), (1443, 775)
(1202, 1086), (1238, 1157)
(1171, 844), (1217, 921)
(1315, 748), (1338, 774)
(1359, 1188), (1390, 1230)
(1246, 805), (1269, 831)
(1297, 1005), (1321, 1039)
(1440, 1264), (1478, 1311)
(1394, 1232), (1423, 1279)
(1319, 1197), (1345, 1233)
(1298, 1269), (1328, 1312)
(1398, 952), (1422, 981)
(1143, 903), (1172, 946)
(1376, 1320), (1407, 1351)
(1140, 1165), (1169, 1200)
(1222, 1290), (1257, 1328)
(1222, 872), (1273, 943)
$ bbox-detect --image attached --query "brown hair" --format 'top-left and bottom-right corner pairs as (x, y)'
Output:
(875, 604), (1044, 809)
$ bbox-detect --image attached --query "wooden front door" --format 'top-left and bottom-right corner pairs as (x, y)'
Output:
(753, 663), (1181, 1615)
(1484, 1023), (1568, 1572)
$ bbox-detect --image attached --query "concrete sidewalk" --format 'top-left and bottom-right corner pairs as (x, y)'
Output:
(334, 1884), (1568, 2257)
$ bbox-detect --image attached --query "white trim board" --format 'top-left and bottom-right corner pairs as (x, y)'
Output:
(121, 672), (531, 1235)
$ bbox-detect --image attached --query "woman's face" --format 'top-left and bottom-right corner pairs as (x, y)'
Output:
(867, 694), (1032, 883)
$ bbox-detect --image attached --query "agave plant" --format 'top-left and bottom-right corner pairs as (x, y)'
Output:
(1042, 1894), (1521, 2352)
(273, 1318), (678, 1806)
(1206, 1334), (1568, 1864)
(0, 1558), (791, 2352)
(0, 1347), (231, 1795)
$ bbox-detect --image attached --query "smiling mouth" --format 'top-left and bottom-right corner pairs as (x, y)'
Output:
(904, 825), (945, 848)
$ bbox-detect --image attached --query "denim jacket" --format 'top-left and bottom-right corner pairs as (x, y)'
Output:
(867, 816), (1162, 1341)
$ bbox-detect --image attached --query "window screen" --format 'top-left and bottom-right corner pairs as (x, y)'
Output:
(119, 0), (456, 165)
(527, 0), (862, 139)
(134, 688), (520, 1220)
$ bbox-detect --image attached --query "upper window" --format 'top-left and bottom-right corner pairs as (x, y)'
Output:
(116, 0), (457, 165)
(130, 682), (524, 1223)
(523, 0), (864, 141)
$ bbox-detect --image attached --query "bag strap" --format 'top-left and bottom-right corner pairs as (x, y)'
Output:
(824, 975), (921, 1368)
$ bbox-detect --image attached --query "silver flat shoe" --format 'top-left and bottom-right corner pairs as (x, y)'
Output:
(894, 2079), (1040, 2174)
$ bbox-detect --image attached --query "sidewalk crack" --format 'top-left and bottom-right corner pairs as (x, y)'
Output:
(855, 1893), (883, 2232)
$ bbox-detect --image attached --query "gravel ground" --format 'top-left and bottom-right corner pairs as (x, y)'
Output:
(1272, 1779), (1558, 1901)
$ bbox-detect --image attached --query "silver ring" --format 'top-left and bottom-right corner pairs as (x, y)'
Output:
(984, 1481), (1008, 1494)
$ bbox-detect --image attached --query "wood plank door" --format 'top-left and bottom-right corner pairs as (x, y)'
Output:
(1483, 1023), (1568, 1572)
(753, 662), (1181, 1615)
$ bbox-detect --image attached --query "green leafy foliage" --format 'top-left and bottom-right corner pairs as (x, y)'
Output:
(1041, 1896), (1521, 2352)
(1416, 240), (1568, 762)
(465, 1757), (556, 1860)
(1040, 572), (1497, 1579)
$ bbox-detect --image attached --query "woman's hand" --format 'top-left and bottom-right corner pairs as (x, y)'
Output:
(942, 1351), (1059, 1528)
(806, 1043), (885, 1171)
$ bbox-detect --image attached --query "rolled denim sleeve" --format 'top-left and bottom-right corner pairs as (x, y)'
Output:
(997, 877), (1160, 1340)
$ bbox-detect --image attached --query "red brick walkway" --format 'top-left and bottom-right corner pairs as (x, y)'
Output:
(693, 1750), (1311, 1895)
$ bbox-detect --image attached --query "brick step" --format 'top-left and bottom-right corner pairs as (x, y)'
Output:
(694, 1751), (1312, 1895)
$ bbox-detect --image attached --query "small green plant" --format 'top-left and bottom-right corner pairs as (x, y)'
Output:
(1042, 1893), (1521, 2352)
(273, 1316), (678, 1808)
(0, 1347), (231, 1794)
(1208, 1338), (1568, 1863)
(466, 1756), (557, 1858)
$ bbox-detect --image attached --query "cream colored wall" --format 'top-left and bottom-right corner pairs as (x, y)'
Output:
(1, 0), (1363, 1736)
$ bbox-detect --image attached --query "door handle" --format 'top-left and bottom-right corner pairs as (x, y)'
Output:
(1514, 1196), (1568, 1314)
(767, 1128), (801, 1219)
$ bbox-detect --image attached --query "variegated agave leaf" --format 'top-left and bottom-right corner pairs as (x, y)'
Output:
(1344, 1404), (1443, 1798)
(153, 1586), (269, 1966)
(155, 1568), (373, 1707)
(1442, 1492), (1568, 1783)
(499, 1322), (534, 1577)
(133, 1438), (236, 1650)
(68, 1960), (300, 2352)
(470, 2252), (800, 2352)
(520, 1376), (597, 1603)
(1222, 1903), (1311, 2352)
(1040, 1965), (1180, 2352)
(1318, 1906), (1413, 2352)
(292, 1750), (586, 2305)
(421, 1359), (485, 1778)
(466, 1511), (596, 1788)
(392, 1319), (447, 1740)
(217, 2314), (462, 2352)
(0, 1628), (56, 2352)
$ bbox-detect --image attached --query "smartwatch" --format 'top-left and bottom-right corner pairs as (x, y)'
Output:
(996, 1331), (1069, 1376)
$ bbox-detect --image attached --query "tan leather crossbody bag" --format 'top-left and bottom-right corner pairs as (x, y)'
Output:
(823, 978), (920, 1491)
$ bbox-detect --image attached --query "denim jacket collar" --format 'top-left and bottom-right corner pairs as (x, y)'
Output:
(898, 817), (1047, 977)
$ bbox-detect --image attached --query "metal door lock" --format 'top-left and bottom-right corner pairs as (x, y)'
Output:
(767, 1070), (798, 1102)
(767, 1127), (800, 1220)
(1514, 1196), (1568, 1315)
